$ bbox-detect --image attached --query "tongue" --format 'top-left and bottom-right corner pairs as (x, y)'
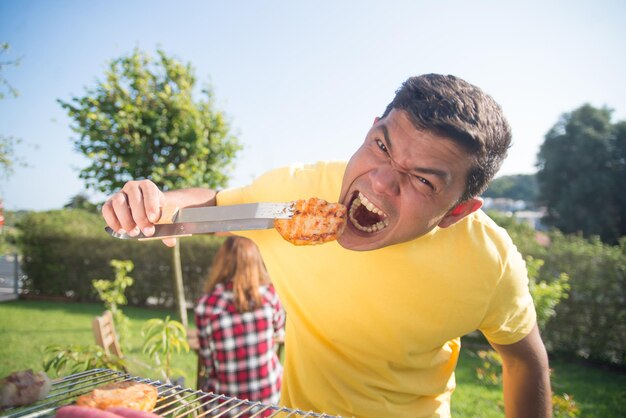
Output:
(354, 204), (382, 227)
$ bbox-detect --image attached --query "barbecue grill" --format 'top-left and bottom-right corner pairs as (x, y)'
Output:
(1, 368), (342, 418)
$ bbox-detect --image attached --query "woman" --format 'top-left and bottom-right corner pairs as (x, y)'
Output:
(194, 236), (285, 416)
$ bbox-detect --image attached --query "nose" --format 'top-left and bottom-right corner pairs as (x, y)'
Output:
(370, 164), (400, 195)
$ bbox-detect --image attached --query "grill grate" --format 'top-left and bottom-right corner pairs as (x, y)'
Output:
(1, 368), (342, 418)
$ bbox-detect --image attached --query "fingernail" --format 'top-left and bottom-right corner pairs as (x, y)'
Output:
(128, 226), (141, 237)
(117, 229), (127, 236)
(142, 226), (155, 236)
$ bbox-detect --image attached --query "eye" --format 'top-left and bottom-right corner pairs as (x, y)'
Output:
(375, 139), (388, 153)
(414, 175), (435, 190)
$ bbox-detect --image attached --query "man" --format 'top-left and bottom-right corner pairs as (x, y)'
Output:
(103, 74), (551, 417)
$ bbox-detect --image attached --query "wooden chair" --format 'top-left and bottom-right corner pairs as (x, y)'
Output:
(92, 310), (124, 359)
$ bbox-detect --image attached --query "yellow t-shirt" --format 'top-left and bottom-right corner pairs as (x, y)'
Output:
(217, 161), (536, 418)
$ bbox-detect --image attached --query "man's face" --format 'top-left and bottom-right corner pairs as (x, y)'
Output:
(337, 109), (475, 251)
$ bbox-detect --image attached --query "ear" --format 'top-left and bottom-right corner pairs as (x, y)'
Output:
(373, 116), (380, 125)
(438, 197), (483, 228)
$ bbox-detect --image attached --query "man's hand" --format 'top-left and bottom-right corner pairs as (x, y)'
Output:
(102, 180), (219, 247)
(491, 324), (552, 418)
(102, 180), (176, 246)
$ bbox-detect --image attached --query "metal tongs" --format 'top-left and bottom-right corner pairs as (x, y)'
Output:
(105, 202), (294, 240)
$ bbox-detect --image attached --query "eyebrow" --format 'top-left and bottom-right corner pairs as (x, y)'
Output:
(381, 123), (392, 152)
(379, 122), (451, 183)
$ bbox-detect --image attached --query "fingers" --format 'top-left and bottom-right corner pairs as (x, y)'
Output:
(162, 237), (177, 247)
(138, 182), (165, 224)
(102, 195), (124, 234)
(102, 180), (165, 238)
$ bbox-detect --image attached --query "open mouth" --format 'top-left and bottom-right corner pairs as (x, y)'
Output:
(348, 192), (389, 233)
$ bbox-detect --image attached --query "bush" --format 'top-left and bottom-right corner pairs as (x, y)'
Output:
(489, 212), (626, 366)
(540, 233), (625, 365)
(16, 209), (223, 307)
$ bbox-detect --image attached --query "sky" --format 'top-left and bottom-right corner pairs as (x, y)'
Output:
(0, 0), (624, 211)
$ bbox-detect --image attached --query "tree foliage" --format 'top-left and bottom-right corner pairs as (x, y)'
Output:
(526, 256), (570, 330)
(43, 344), (126, 377)
(142, 316), (189, 381)
(58, 48), (241, 194)
(536, 104), (625, 244)
(482, 174), (538, 203)
(64, 193), (99, 213)
(0, 42), (21, 99)
(490, 213), (626, 365)
(0, 135), (21, 180)
(0, 42), (23, 181)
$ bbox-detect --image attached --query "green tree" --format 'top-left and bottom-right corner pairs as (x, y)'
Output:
(536, 104), (624, 244)
(483, 174), (538, 203)
(58, 48), (240, 193)
(0, 42), (23, 180)
(59, 48), (241, 325)
(613, 121), (626, 237)
(64, 193), (99, 213)
(1, 42), (24, 254)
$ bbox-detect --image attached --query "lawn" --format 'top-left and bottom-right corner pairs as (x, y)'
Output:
(1, 300), (624, 417)
(452, 348), (626, 417)
(0, 299), (197, 387)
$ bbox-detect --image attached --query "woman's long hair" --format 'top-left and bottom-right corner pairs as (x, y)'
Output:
(204, 236), (271, 312)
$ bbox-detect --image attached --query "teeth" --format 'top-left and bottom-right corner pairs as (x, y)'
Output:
(349, 192), (389, 233)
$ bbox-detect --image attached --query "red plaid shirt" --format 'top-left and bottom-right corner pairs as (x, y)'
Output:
(194, 282), (285, 415)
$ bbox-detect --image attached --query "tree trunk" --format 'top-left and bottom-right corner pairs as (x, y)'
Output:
(172, 241), (188, 328)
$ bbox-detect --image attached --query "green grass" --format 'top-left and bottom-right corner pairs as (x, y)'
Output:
(452, 349), (506, 417)
(1, 300), (624, 417)
(451, 345), (626, 417)
(0, 299), (197, 387)
(548, 357), (626, 417)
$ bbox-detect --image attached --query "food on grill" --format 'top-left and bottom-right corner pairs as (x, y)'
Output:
(274, 198), (347, 245)
(56, 405), (125, 418)
(19, 368), (337, 418)
(75, 381), (158, 412)
(106, 406), (163, 418)
(0, 369), (52, 408)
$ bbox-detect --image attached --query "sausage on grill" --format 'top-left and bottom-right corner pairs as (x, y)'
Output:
(0, 370), (52, 408)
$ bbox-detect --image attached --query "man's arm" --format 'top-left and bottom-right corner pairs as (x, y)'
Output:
(490, 324), (552, 418)
(102, 179), (217, 246)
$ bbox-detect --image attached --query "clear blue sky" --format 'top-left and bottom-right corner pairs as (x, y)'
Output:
(1, 0), (624, 211)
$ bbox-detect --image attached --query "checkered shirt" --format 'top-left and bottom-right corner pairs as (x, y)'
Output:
(194, 282), (285, 415)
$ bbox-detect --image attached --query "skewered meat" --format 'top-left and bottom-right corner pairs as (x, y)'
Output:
(274, 198), (347, 245)
(0, 369), (52, 408)
(75, 381), (158, 412)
